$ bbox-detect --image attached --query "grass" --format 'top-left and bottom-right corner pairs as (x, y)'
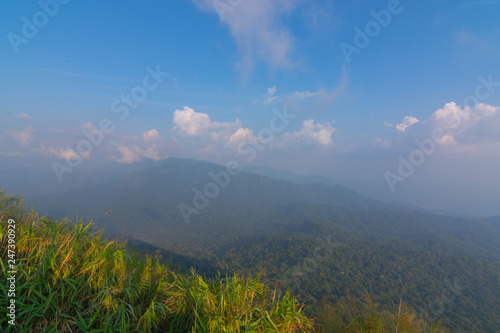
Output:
(0, 191), (314, 332)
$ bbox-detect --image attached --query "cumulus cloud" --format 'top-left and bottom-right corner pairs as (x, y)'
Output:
(6, 126), (36, 146)
(174, 106), (219, 136)
(143, 129), (161, 142)
(387, 102), (500, 151)
(114, 129), (167, 163)
(172, 106), (242, 139)
(117, 146), (141, 163)
(192, 0), (301, 76)
(430, 102), (499, 144)
(117, 144), (160, 164)
(225, 127), (257, 150)
(282, 119), (335, 146)
(432, 102), (497, 129)
(396, 116), (420, 132)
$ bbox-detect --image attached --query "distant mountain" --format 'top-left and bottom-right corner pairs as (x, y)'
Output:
(242, 166), (485, 218)
(243, 166), (338, 185)
(487, 215), (500, 227)
(28, 158), (390, 249)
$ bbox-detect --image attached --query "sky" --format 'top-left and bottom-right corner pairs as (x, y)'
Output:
(1, 0), (500, 216)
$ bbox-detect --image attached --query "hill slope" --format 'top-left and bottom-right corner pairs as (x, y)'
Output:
(0, 192), (314, 332)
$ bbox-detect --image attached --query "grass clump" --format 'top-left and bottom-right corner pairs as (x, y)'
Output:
(0, 191), (314, 332)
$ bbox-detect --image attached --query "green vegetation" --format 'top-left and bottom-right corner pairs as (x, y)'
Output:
(0, 192), (313, 332)
(213, 230), (500, 332)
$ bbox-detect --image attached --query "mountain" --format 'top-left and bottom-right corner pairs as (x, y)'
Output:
(243, 166), (339, 185)
(28, 158), (391, 248)
(242, 166), (486, 219)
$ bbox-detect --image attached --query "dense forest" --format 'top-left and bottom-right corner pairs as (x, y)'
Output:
(129, 220), (500, 332)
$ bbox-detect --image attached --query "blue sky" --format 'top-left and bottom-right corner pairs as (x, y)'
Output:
(1, 0), (500, 216)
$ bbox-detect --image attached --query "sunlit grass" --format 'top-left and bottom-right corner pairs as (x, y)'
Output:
(0, 191), (314, 332)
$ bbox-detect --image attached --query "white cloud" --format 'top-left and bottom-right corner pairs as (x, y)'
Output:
(396, 116), (420, 132)
(6, 126), (36, 146)
(143, 129), (161, 142)
(39, 144), (91, 160)
(192, 0), (301, 76)
(117, 144), (161, 164)
(225, 127), (256, 150)
(117, 146), (141, 164)
(14, 112), (31, 120)
(430, 102), (499, 144)
(173, 106), (216, 136)
(384, 121), (393, 127)
(283, 119), (335, 146)
(387, 102), (500, 151)
(432, 102), (498, 128)
(172, 106), (241, 138)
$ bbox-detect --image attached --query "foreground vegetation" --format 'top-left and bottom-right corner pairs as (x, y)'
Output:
(0, 192), (313, 332)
